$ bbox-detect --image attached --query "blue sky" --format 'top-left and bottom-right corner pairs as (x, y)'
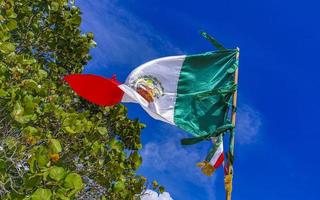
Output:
(77, 0), (320, 199)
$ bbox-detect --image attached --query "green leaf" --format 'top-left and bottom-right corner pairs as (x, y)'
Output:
(87, 32), (94, 39)
(16, 114), (35, 124)
(159, 186), (165, 193)
(63, 126), (76, 134)
(49, 139), (62, 153)
(109, 138), (123, 151)
(22, 126), (39, 136)
(136, 143), (143, 149)
(0, 42), (15, 53)
(22, 57), (37, 65)
(130, 151), (142, 169)
(27, 157), (36, 173)
(23, 95), (36, 114)
(5, 136), (16, 149)
(55, 192), (70, 200)
(97, 127), (108, 135)
(6, 19), (17, 31)
(49, 166), (66, 181)
(6, 8), (17, 19)
(22, 79), (38, 90)
(98, 158), (104, 166)
(25, 175), (41, 189)
(0, 88), (8, 97)
(51, 2), (60, 12)
(11, 100), (36, 124)
(31, 188), (52, 200)
(70, 15), (81, 25)
(35, 146), (50, 168)
(11, 101), (24, 118)
(113, 181), (125, 192)
(38, 70), (48, 79)
(91, 141), (101, 155)
(0, 159), (6, 172)
(152, 180), (159, 188)
(64, 173), (83, 190)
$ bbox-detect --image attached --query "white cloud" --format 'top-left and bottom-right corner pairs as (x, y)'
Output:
(236, 104), (262, 144)
(141, 189), (173, 200)
(140, 125), (217, 200)
(78, 0), (182, 69)
(140, 105), (262, 199)
(141, 137), (200, 172)
(141, 131), (212, 184)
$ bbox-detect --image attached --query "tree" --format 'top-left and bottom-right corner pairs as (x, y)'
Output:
(0, 0), (162, 199)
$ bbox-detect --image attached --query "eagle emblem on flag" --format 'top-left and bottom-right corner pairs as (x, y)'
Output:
(129, 75), (164, 103)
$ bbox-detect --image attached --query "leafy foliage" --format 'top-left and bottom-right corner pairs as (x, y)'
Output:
(0, 0), (164, 199)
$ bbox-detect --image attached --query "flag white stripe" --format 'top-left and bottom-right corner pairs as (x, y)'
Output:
(120, 55), (186, 124)
(209, 142), (224, 167)
(119, 84), (173, 124)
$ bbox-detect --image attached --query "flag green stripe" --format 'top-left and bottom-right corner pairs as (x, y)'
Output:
(173, 49), (238, 137)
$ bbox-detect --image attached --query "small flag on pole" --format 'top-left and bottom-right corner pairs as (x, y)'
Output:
(197, 135), (224, 176)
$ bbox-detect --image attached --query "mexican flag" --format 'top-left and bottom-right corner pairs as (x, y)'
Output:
(65, 49), (238, 139)
(65, 35), (239, 176)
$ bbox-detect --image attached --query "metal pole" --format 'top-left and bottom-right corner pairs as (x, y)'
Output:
(225, 48), (239, 200)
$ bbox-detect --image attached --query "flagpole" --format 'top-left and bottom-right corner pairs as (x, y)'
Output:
(225, 48), (239, 200)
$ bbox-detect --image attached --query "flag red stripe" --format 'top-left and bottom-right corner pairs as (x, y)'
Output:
(213, 153), (224, 169)
(64, 74), (124, 106)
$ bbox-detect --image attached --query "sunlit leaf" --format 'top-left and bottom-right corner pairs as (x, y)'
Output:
(113, 181), (125, 192)
(97, 127), (108, 135)
(6, 19), (17, 31)
(49, 166), (66, 181)
(64, 173), (83, 190)
(31, 188), (52, 200)
(0, 42), (15, 53)
(49, 139), (62, 153)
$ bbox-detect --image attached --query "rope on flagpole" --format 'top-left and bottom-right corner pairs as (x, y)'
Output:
(225, 47), (239, 200)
